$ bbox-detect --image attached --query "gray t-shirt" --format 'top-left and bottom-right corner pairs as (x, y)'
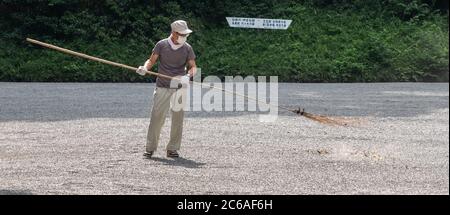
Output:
(153, 38), (196, 88)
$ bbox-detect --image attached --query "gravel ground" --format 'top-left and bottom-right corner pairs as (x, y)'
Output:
(0, 82), (448, 195)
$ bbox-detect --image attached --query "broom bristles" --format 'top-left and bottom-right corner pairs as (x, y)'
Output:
(300, 111), (364, 126)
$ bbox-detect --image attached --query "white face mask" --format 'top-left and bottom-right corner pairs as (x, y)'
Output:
(176, 35), (187, 45)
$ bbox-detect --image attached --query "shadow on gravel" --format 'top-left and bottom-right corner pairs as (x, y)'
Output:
(146, 157), (206, 169)
(0, 189), (33, 195)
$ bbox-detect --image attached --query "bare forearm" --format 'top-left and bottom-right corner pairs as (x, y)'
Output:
(145, 53), (159, 70)
(187, 60), (197, 76)
(144, 60), (153, 71)
(188, 66), (197, 76)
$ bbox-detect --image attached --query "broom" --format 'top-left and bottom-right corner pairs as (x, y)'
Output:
(26, 38), (357, 126)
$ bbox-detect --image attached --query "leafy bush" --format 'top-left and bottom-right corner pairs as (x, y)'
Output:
(0, 0), (448, 82)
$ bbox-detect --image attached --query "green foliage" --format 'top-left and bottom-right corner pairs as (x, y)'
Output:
(0, 0), (448, 82)
(197, 4), (448, 82)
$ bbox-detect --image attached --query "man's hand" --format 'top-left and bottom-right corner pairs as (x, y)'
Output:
(178, 74), (190, 88)
(136, 66), (147, 76)
(181, 74), (190, 84)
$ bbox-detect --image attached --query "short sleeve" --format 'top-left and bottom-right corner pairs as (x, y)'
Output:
(188, 46), (196, 61)
(152, 41), (163, 55)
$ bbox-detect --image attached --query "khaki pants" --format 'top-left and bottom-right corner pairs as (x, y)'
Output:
(146, 87), (185, 152)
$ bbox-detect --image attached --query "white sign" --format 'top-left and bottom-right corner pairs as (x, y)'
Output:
(226, 17), (292, 30)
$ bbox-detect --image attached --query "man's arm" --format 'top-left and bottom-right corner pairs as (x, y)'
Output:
(145, 52), (159, 71)
(187, 59), (197, 77)
(136, 52), (159, 76)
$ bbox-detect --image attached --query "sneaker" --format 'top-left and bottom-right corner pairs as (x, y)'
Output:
(167, 150), (179, 158)
(143, 151), (153, 158)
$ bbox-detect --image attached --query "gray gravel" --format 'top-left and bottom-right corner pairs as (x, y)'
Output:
(0, 82), (448, 195)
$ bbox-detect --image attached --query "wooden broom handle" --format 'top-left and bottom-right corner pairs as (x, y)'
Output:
(26, 38), (177, 81)
(26, 38), (295, 114)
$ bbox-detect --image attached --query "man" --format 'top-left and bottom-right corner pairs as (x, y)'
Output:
(136, 20), (197, 158)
